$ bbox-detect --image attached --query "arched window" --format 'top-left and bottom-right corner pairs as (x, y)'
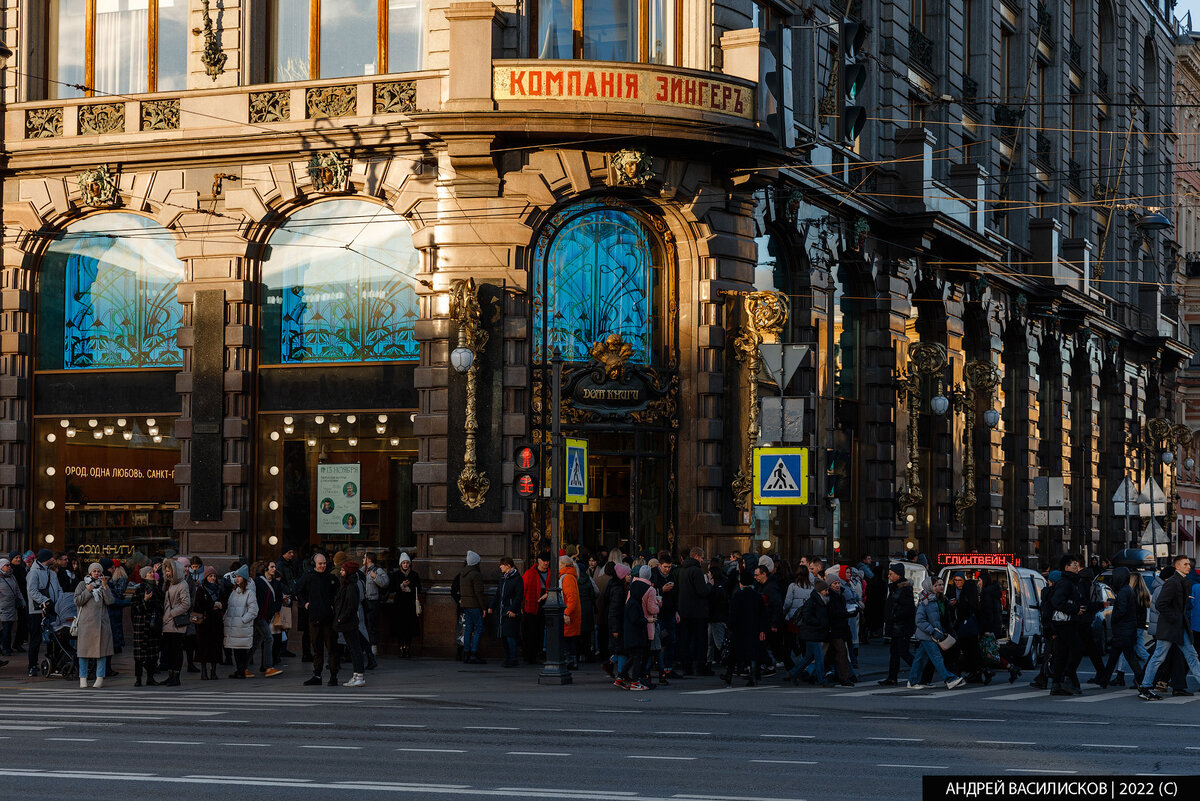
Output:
(260, 199), (421, 365)
(37, 213), (185, 370)
(532, 201), (662, 364)
(49, 0), (189, 99)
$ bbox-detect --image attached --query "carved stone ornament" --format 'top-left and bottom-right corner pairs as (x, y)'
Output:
(612, 148), (654, 186)
(77, 165), (119, 207)
(374, 81), (418, 114)
(199, 0), (228, 80)
(250, 90), (290, 124)
(78, 103), (126, 136)
(306, 152), (351, 194)
(25, 107), (64, 139)
(140, 99), (180, 131)
(306, 85), (357, 118)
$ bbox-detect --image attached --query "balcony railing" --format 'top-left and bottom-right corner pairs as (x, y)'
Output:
(1067, 159), (1083, 191)
(1068, 36), (1083, 72)
(1035, 133), (1053, 167)
(963, 75), (980, 116)
(909, 26), (935, 74)
(1034, 2), (1054, 47)
(1097, 67), (1110, 98)
(994, 104), (1024, 141)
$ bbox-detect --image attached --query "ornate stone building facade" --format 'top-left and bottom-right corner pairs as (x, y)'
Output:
(0, 0), (1189, 653)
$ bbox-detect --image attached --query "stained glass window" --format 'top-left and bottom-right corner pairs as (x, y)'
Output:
(37, 213), (184, 370)
(533, 202), (656, 363)
(261, 200), (421, 365)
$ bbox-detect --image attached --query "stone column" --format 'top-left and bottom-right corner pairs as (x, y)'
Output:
(1002, 316), (1040, 564)
(1070, 333), (1103, 554)
(0, 215), (37, 554)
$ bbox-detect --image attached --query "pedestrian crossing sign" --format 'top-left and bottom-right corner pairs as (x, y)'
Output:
(752, 447), (809, 506)
(565, 438), (589, 504)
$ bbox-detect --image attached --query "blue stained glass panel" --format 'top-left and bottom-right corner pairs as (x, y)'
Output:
(261, 199), (421, 365)
(38, 213), (184, 370)
(533, 203), (655, 363)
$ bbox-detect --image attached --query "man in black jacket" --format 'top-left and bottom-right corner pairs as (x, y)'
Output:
(753, 564), (783, 676)
(677, 546), (713, 675)
(1138, 554), (1200, 700)
(297, 552), (340, 686)
(824, 573), (855, 686)
(1029, 570), (1060, 690)
(1049, 555), (1087, 696)
(879, 563), (916, 685)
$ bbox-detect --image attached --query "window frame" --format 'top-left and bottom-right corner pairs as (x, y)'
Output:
(269, 0), (420, 82)
(47, 0), (181, 98)
(529, 0), (683, 64)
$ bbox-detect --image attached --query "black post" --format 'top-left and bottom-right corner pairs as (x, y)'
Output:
(540, 349), (572, 684)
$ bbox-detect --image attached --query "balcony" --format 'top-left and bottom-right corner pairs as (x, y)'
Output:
(1067, 159), (1083, 192)
(1034, 134), (1053, 168)
(962, 76), (980, 117)
(1097, 67), (1110, 99)
(1068, 36), (1083, 73)
(1033, 2), (1054, 49)
(909, 26), (935, 75)
(994, 104), (1024, 142)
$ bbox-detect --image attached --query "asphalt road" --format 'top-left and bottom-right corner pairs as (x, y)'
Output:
(1, 649), (1196, 801)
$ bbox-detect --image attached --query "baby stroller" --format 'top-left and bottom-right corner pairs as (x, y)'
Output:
(37, 612), (78, 680)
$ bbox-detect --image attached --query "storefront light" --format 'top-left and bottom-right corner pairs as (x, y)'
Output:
(762, 540), (772, 550)
(45, 432), (56, 442)
(152, 435), (163, 443)
(348, 437), (358, 447)
(378, 414), (388, 423)
(329, 423), (340, 434)
(66, 428), (76, 438)
(905, 513), (915, 524)
(269, 466), (280, 476)
(146, 418), (156, 427)
(283, 416), (294, 425)
(45, 467), (55, 476)
(268, 500), (279, 510)
(92, 430), (103, 439)
(268, 535), (279, 546)
(389, 437), (400, 446)
(103, 425), (115, 436)
(346, 415), (357, 423)
(284, 425), (294, 434)
(87, 418), (98, 428)
(315, 415), (325, 424)
(307, 437), (317, 447)
(117, 418), (126, 427)
(123, 431), (133, 441)
(59, 419), (69, 428)
(44, 534), (55, 544)
(410, 413), (417, 423)
(269, 431), (280, 441)
(44, 500), (55, 510)
(376, 424), (386, 434)
(148, 427), (159, 436)
(906, 540), (916, 550)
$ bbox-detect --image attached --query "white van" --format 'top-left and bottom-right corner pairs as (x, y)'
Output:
(936, 561), (1047, 668)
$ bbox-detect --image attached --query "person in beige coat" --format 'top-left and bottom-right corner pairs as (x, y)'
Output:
(160, 559), (192, 687)
(73, 563), (114, 688)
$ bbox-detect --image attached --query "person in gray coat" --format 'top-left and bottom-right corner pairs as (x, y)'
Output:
(0, 557), (21, 657)
(73, 563), (115, 688)
(907, 577), (965, 691)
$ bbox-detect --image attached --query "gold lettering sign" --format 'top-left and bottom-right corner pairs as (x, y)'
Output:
(494, 64), (755, 121)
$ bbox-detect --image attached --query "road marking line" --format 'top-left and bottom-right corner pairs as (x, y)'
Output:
(976, 740), (1036, 745)
(656, 731), (710, 735)
(505, 752), (571, 757)
(493, 790), (634, 797)
(136, 741), (202, 745)
(377, 724), (426, 728)
(0, 725), (63, 731)
(951, 718), (1006, 722)
(517, 708), (562, 712)
(752, 760), (818, 765)
(1055, 721), (1108, 725)
(627, 755), (696, 760)
(768, 713), (817, 718)
(1064, 693), (1122, 703)
(45, 738), (95, 742)
(201, 720), (249, 724)
(760, 734), (814, 739)
(285, 721), (333, 725)
(832, 686), (916, 697)
(590, 709), (643, 713)
(683, 686), (779, 695)
(1008, 769), (1076, 774)
(1080, 744), (1137, 749)
(560, 729), (614, 733)
(464, 726), (520, 731)
(878, 764), (949, 770)
(1157, 695), (1200, 705)
(220, 743), (270, 747)
(300, 745), (362, 750)
(867, 737), (924, 742)
(186, 776), (309, 783)
(985, 690), (1048, 701)
(395, 748), (465, 753)
(671, 794), (806, 801)
(1157, 723), (1200, 727)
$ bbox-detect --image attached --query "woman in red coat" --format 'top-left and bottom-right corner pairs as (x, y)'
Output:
(559, 555), (582, 669)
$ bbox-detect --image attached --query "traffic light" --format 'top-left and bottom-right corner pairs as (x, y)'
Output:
(840, 19), (868, 144)
(514, 444), (539, 501)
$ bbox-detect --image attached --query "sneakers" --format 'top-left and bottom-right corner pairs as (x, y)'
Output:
(946, 677), (966, 690)
(93, 677), (104, 689)
(264, 667), (283, 678)
(612, 678), (629, 689)
(303, 675), (322, 686)
(906, 682), (928, 690)
(878, 678), (899, 686)
(79, 677), (87, 688)
(1137, 687), (1163, 701)
(628, 681), (649, 691)
(343, 673), (365, 687)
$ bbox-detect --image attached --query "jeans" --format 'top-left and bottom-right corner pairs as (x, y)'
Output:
(463, 608), (484, 654)
(503, 636), (519, 664)
(253, 618), (274, 670)
(1139, 635), (1200, 690)
(789, 640), (825, 681)
(79, 657), (106, 679)
(909, 639), (958, 686)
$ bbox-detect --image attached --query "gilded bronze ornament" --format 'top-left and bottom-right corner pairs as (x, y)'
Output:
(952, 360), (1002, 523)
(895, 342), (947, 522)
(590, 334), (635, 381)
(612, 149), (654, 186)
(727, 290), (789, 510)
(197, 0), (227, 80)
(306, 152), (350, 193)
(77, 165), (119, 207)
(1163, 422), (1192, 526)
(451, 278), (490, 509)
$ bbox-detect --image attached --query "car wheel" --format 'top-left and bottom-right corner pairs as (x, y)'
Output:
(1019, 636), (1040, 670)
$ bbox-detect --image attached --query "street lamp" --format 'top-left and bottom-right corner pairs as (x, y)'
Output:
(1136, 211), (1172, 232)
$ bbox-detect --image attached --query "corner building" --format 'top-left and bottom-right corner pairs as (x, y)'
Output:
(0, 1), (1189, 653)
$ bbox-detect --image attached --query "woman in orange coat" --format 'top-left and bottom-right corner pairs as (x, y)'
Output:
(559, 555), (582, 669)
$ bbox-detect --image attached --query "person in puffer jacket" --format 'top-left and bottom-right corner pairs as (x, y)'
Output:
(223, 565), (259, 679)
(907, 577), (965, 690)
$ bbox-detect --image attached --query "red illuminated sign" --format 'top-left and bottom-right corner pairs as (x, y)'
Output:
(937, 553), (1020, 567)
(515, 447), (537, 471)
(515, 474), (537, 498)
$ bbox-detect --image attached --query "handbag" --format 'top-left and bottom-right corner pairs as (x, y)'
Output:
(173, 614), (189, 628)
(979, 632), (1002, 667)
(1052, 610), (1071, 623)
(188, 611), (206, 625)
(415, 598), (423, 616)
(936, 632), (956, 651)
(69, 617), (79, 638)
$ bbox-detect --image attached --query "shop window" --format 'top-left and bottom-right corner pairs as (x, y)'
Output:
(532, 202), (659, 364)
(37, 213), (184, 371)
(269, 0), (425, 82)
(260, 199), (421, 365)
(48, 0), (188, 99)
(534, 0), (680, 64)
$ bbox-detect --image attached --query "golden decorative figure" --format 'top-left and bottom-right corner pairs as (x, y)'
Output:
(77, 165), (119, 207)
(895, 342), (947, 522)
(953, 359), (1003, 523)
(451, 278), (490, 509)
(612, 149), (654, 186)
(590, 334), (635, 380)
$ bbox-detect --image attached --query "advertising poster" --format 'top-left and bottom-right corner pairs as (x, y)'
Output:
(317, 463), (360, 535)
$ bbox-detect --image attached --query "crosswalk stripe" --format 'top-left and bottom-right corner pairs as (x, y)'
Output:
(1064, 692), (1126, 703)
(831, 686), (919, 697)
(984, 690), (1050, 701)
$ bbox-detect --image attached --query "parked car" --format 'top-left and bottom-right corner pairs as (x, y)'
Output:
(936, 562), (1047, 668)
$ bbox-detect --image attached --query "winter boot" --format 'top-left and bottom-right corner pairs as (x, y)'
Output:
(165, 670), (181, 687)
(93, 677), (104, 689)
(79, 677), (88, 688)
(134, 659), (144, 687)
(1049, 682), (1072, 697)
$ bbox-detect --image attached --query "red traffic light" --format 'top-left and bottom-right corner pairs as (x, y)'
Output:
(515, 474), (537, 498)
(515, 446), (537, 471)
